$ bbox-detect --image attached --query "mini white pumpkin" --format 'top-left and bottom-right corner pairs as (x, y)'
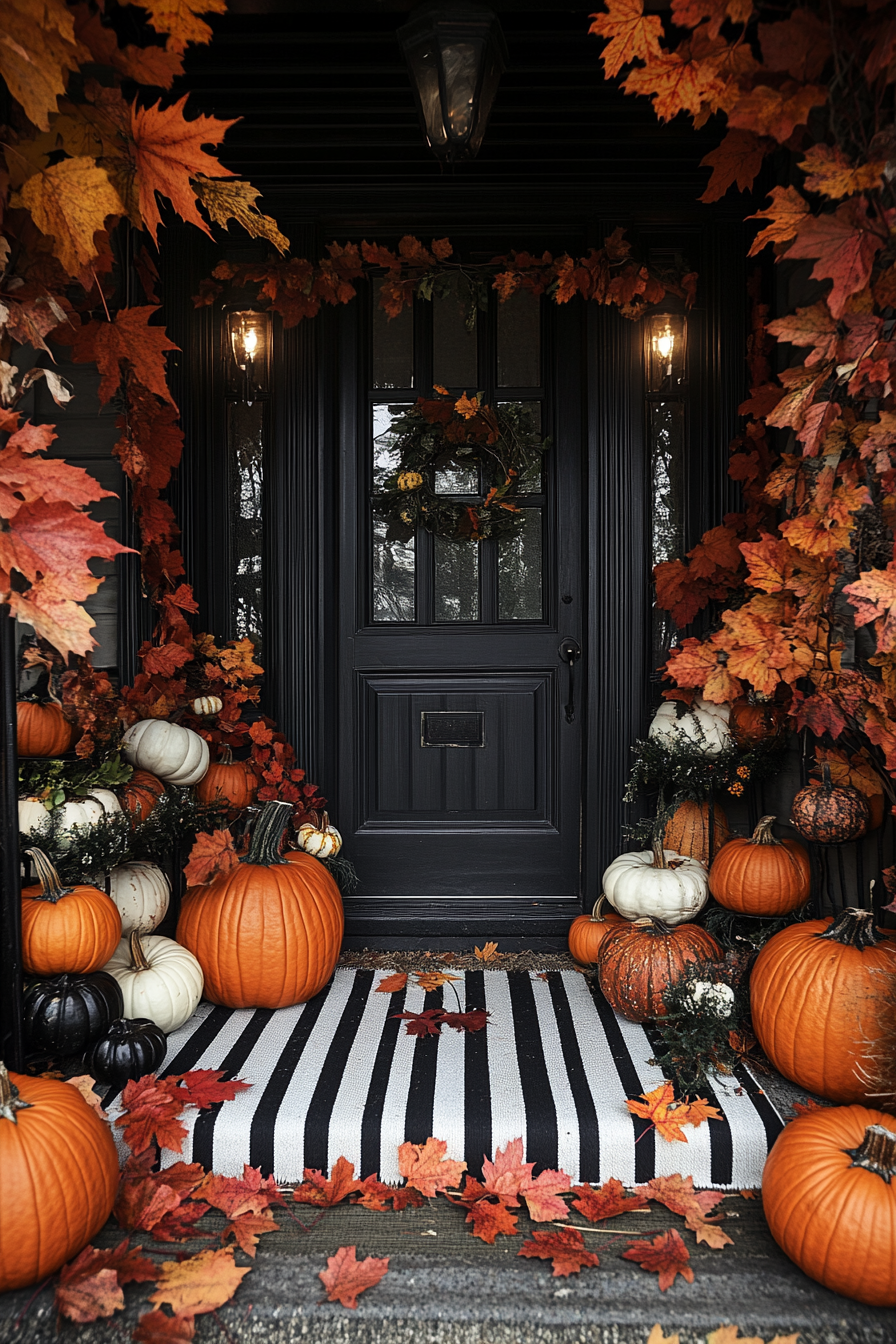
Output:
(57, 789), (123, 830)
(602, 839), (709, 926)
(192, 696), (223, 716)
(297, 811), (343, 859)
(18, 795), (49, 834)
(103, 930), (204, 1033)
(648, 696), (731, 756)
(107, 861), (171, 935)
(122, 719), (210, 787)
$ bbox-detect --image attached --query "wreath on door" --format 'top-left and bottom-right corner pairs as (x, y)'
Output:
(374, 389), (549, 543)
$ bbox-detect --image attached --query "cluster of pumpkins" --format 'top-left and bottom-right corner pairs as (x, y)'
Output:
(17, 711), (346, 1089)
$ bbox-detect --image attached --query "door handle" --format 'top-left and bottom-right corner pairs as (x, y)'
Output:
(558, 638), (582, 723)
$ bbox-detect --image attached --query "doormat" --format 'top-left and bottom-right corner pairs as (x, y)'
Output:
(108, 969), (783, 1189)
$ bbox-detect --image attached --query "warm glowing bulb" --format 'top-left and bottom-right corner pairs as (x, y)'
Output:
(655, 325), (674, 361)
(242, 326), (258, 358)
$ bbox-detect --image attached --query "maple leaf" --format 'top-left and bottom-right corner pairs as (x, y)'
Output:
(671, 0), (752, 39)
(221, 1210), (280, 1256)
(523, 1168), (572, 1222)
(728, 82), (827, 144)
(588, 0), (663, 78)
(140, 0), (227, 53)
(415, 971), (461, 991)
(439, 1008), (489, 1033)
(518, 1228), (600, 1278)
(184, 829), (240, 886)
(646, 1330), (681, 1344)
(151, 1202), (214, 1243)
(699, 129), (771, 203)
(398, 1136), (466, 1197)
(758, 8), (832, 81)
(142, 642), (193, 676)
(65, 1074), (107, 1118)
(623, 1229), (694, 1291)
(71, 307), (179, 407)
(481, 1137), (534, 1205)
(392, 1008), (445, 1037)
(171, 1069), (252, 1109)
(12, 159), (124, 277)
(799, 145), (887, 200)
(571, 1177), (649, 1222)
(133, 1310), (196, 1344)
(623, 44), (726, 123)
(293, 1155), (362, 1208)
(845, 565), (896, 653)
(747, 186), (810, 256)
(637, 1175), (729, 1247)
(475, 941), (500, 961)
(114, 1174), (183, 1232)
(193, 177), (289, 253)
(463, 1194), (520, 1243)
(376, 971), (408, 993)
(0, 0), (83, 131)
(150, 1248), (251, 1315)
(198, 1164), (282, 1220)
(319, 1245), (389, 1309)
(766, 302), (838, 367)
(785, 197), (886, 319)
(626, 1083), (722, 1141)
(116, 1076), (188, 1155)
(130, 96), (238, 244)
(56, 1268), (123, 1323)
(791, 1097), (825, 1117)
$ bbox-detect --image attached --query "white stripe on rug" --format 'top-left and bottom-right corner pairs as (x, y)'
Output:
(484, 971), (529, 1158)
(430, 974), (466, 1169)
(378, 980), (426, 1182)
(528, 972), (580, 1180)
(326, 970), (397, 1175)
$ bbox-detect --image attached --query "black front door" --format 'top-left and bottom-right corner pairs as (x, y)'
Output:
(336, 280), (584, 911)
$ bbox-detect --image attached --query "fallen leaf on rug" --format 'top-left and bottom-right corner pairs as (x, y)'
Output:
(626, 1082), (722, 1141)
(221, 1209), (280, 1256)
(439, 1008), (489, 1032)
(169, 1069), (252, 1109)
(398, 1136), (467, 1196)
(481, 1136), (534, 1205)
(319, 1245), (389, 1308)
(450, 1179), (520, 1242)
(415, 971), (461, 991)
(352, 1175), (424, 1211)
(198, 1163), (283, 1218)
(622, 1229), (694, 1291)
(637, 1175), (731, 1249)
(517, 1227), (600, 1277)
(392, 1008), (446, 1037)
(375, 972), (408, 993)
(739, 1189), (758, 1199)
(571, 1177), (648, 1222)
(522, 1168), (572, 1222)
(149, 1247), (251, 1316)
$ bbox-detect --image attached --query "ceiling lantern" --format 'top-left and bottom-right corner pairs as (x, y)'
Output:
(398, 2), (508, 163)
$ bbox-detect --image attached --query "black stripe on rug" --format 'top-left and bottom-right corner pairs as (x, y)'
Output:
(302, 970), (376, 1172)
(508, 974), (558, 1173)
(548, 974), (601, 1183)
(404, 986), (444, 1146)
(463, 969), (492, 1174)
(360, 985), (407, 1178)
(248, 991), (329, 1174)
(587, 982), (656, 1182)
(191, 1008), (275, 1169)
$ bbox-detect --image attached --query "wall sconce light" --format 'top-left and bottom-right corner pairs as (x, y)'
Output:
(398, 2), (508, 163)
(647, 313), (687, 393)
(226, 310), (271, 404)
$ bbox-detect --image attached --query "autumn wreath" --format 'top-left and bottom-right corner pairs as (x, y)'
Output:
(374, 389), (549, 543)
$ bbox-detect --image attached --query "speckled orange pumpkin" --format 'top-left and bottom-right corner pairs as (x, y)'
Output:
(597, 917), (722, 1022)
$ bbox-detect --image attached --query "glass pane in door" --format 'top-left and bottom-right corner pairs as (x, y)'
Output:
(498, 509), (543, 619)
(433, 293), (477, 389)
(497, 290), (540, 387)
(434, 537), (480, 621)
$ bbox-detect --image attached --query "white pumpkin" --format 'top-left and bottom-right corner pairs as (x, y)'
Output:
(648, 696), (731, 756)
(104, 930), (204, 1033)
(192, 696), (223, 716)
(602, 840), (709, 926)
(18, 795), (49, 834)
(57, 789), (123, 830)
(297, 811), (343, 859)
(108, 861), (171, 935)
(122, 719), (210, 787)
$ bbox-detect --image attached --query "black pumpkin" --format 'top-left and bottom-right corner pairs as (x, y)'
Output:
(86, 1018), (167, 1089)
(23, 971), (124, 1056)
(790, 763), (871, 845)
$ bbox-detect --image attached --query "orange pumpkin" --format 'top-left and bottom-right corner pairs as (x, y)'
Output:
(730, 697), (784, 748)
(195, 745), (258, 809)
(663, 798), (729, 863)
(21, 849), (121, 975)
(16, 701), (74, 757)
(762, 1105), (896, 1307)
(121, 769), (165, 822)
(709, 814), (810, 916)
(790, 764), (871, 844)
(750, 907), (896, 1104)
(567, 896), (626, 964)
(177, 800), (343, 1008)
(0, 1062), (119, 1292)
(597, 916), (722, 1022)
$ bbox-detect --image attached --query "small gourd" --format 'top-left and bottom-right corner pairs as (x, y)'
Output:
(296, 811), (343, 859)
(192, 696), (223, 716)
(103, 930), (204, 1034)
(107, 861), (171, 935)
(17, 796), (49, 836)
(122, 719), (209, 787)
(567, 895), (626, 965)
(601, 838), (709, 926)
(648, 696), (731, 756)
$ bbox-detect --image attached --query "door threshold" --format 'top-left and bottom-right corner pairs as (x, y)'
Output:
(342, 896), (581, 947)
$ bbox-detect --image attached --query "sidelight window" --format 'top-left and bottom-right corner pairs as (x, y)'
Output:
(646, 314), (687, 675)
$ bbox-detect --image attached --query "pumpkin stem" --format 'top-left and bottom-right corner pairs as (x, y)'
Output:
(821, 762), (833, 793)
(817, 906), (881, 950)
(242, 800), (292, 866)
(24, 848), (72, 903)
(751, 816), (781, 846)
(632, 915), (674, 935)
(219, 745), (234, 766)
(847, 1124), (896, 1180)
(0, 1062), (32, 1124)
(651, 837), (669, 870)
(590, 894), (609, 922)
(129, 929), (150, 972)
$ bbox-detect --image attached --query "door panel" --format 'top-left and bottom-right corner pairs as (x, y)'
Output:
(337, 278), (584, 903)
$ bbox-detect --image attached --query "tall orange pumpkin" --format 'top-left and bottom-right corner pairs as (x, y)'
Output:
(709, 815), (810, 916)
(195, 746), (258, 809)
(21, 849), (121, 975)
(16, 701), (74, 757)
(762, 1105), (896, 1307)
(0, 1062), (119, 1291)
(567, 896), (626, 965)
(663, 798), (729, 863)
(177, 800), (343, 1008)
(597, 916), (722, 1022)
(750, 907), (896, 1104)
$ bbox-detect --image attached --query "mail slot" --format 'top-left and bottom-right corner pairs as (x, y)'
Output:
(420, 711), (485, 748)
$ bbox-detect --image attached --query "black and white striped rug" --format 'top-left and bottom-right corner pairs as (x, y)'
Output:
(110, 969), (782, 1189)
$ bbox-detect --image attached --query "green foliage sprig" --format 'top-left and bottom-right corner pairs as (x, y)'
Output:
(18, 753), (133, 812)
(624, 733), (788, 808)
(650, 956), (752, 1094)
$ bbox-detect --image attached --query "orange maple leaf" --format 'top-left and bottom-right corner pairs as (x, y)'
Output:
(626, 1082), (722, 1141)
(637, 1174), (729, 1247)
(622, 1229), (694, 1291)
(845, 564), (896, 654)
(71, 307), (179, 407)
(140, 0), (228, 54)
(699, 129), (771, 203)
(183, 829), (240, 886)
(397, 1137), (466, 1197)
(376, 971), (409, 993)
(766, 302), (838, 367)
(474, 941), (500, 961)
(454, 391), (480, 418)
(149, 1248), (251, 1316)
(623, 44), (727, 123)
(319, 1245), (389, 1309)
(748, 186), (810, 256)
(130, 95), (239, 243)
(728, 82), (827, 144)
(799, 145), (887, 200)
(56, 1267), (124, 1324)
(517, 1228), (600, 1277)
(0, 0), (83, 131)
(588, 0), (663, 79)
(293, 1156), (362, 1208)
(481, 1137), (534, 1205)
(462, 1190), (520, 1242)
(415, 971), (462, 992)
(12, 159), (124, 277)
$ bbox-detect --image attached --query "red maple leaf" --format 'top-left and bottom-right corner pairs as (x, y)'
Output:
(728, 82), (827, 144)
(116, 1076), (190, 1155)
(150, 1202), (214, 1243)
(785, 197), (887, 318)
(130, 96), (239, 243)
(392, 1008), (445, 1037)
(622, 1228), (694, 1290)
(172, 1069), (252, 1110)
(791, 1097), (826, 1118)
(517, 1228), (600, 1277)
(376, 972), (408, 993)
(70, 307), (179, 407)
(438, 1009), (489, 1033)
(319, 1245), (389, 1309)
(293, 1155), (362, 1208)
(183, 830), (240, 886)
(481, 1137), (534, 1205)
(522, 1169), (572, 1223)
(758, 9), (832, 81)
(398, 1136), (467, 1197)
(636, 1174), (730, 1247)
(463, 1194), (520, 1243)
(198, 1164), (283, 1219)
(133, 1310), (196, 1344)
(571, 1178), (649, 1222)
(699, 129), (772, 203)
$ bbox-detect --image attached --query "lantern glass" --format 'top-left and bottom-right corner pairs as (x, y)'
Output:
(398, 3), (507, 162)
(225, 310), (271, 400)
(647, 313), (687, 392)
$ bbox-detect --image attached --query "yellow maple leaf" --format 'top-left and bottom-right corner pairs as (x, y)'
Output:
(140, 0), (228, 54)
(414, 971), (461, 992)
(626, 1082), (722, 1141)
(0, 0), (84, 131)
(454, 392), (480, 419)
(149, 1247), (251, 1315)
(193, 177), (289, 254)
(12, 157), (124, 276)
(799, 145), (887, 200)
(474, 941), (500, 962)
(589, 0), (663, 79)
